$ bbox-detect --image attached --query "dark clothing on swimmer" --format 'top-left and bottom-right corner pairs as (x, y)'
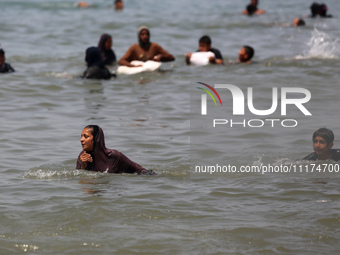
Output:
(76, 126), (155, 175)
(303, 149), (340, 161)
(82, 47), (113, 80)
(98, 34), (116, 65)
(310, 3), (332, 18)
(82, 66), (112, 79)
(0, 62), (15, 73)
(77, 148), (148, 174)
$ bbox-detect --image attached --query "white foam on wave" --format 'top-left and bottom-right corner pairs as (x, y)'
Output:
(296, 28), (340, 60)
(22, 167), (102, 180)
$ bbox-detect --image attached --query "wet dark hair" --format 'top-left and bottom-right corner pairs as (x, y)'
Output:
(199, 35), (211, 45)
(247, 4), (257, 15)
(243, 45), (254, 60)
(318, 4), (327, 17)
(310, 2), (328, 17)
(0, 48), (5, 56)
(310, 3), (320, 17)
(313, 128), (334, 144)
(85, 125), (99, 149)
(295, 18), (306, 26)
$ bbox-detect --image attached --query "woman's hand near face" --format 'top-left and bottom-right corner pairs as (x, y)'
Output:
(80, 151), (93, 169)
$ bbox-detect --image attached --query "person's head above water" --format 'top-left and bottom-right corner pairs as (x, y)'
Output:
(80, 125), (100, 152)
(238, 45), (254, 63)
(98, 34), (112, 52)
(318, 3), (328, 17)
(78, 125), (150, 174)
(313, 128), (334, 145)
(251, 0), (258, 7)
(247, 5), (257, 15)
(77, 1), (89, 8)
(138, 26), (150, 48)
(198, 35), (212, 52)
(310, 2), (330, 17)
(97, 33), (116, 65)
(85, 47), (104, 68)
(310, 3), (319, 17)
(114, 0), (123, 10)
(243, 0), (264, 16)
(293, 18), (306, 26)
(312, 128), (334, 159)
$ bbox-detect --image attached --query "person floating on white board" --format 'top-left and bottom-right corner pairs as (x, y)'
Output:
(186, 35), (224, 66)
(118, 26), (175, 67)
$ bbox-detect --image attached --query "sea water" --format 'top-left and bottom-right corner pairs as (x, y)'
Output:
(1, 0), (340, 254)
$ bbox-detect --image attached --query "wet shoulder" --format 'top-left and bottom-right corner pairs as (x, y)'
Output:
(303, 152), (317, 161)
(331, 149), (340, 161)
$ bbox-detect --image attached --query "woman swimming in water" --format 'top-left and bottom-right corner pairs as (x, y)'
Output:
(82, 47), (113, 79)
(97, 34), (116, 65)
(77, 125), (153, 174)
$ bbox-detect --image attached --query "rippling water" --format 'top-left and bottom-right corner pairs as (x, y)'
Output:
(1, 0), (340, 254)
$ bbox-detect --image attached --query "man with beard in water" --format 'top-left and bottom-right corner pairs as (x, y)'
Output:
(118, 26), (175, 67)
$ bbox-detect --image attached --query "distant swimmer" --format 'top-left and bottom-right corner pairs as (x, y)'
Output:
(77, 125), (155, 174)
(238, 45), (255, 64)
(303, 128), (340, 161)
(186, 35), (224, 65)
(76, 1), (90, 8)
(98, 33), (116, 65)
(242, 0), (265, 15)
(114, 0), (123, 10)
(293, 18), (306, 26)
(82, 47), (113, 79)
(118, 26), (175, 67)
(309, 3), (332, 18)
(0, 47), (15, 73)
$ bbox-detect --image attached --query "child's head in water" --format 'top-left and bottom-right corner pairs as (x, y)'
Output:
(312, 128), (334, 159)
(293, 18), (306, 26)
(114, 0), (123, 10)
(198, 35), (212, 52)
(238, 45), (254, 63)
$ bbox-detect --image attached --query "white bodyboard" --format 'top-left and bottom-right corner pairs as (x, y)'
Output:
(117, 60), (162, 75)
(189, 51), (215, 66)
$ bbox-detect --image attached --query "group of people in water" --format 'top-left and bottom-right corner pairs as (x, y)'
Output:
(242, 0), (332, 19)
(2, 1), (338, 174)
(1, 1), (334, 77)
(79, 1), (333, 80)
(77, 1), (338, 174)
(80, 26), (256, 80)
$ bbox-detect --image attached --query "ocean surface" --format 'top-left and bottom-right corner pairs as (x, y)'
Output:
(1, 0), (340, 254)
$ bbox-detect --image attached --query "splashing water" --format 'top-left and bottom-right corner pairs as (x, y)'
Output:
(304, 28), (340, 59)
